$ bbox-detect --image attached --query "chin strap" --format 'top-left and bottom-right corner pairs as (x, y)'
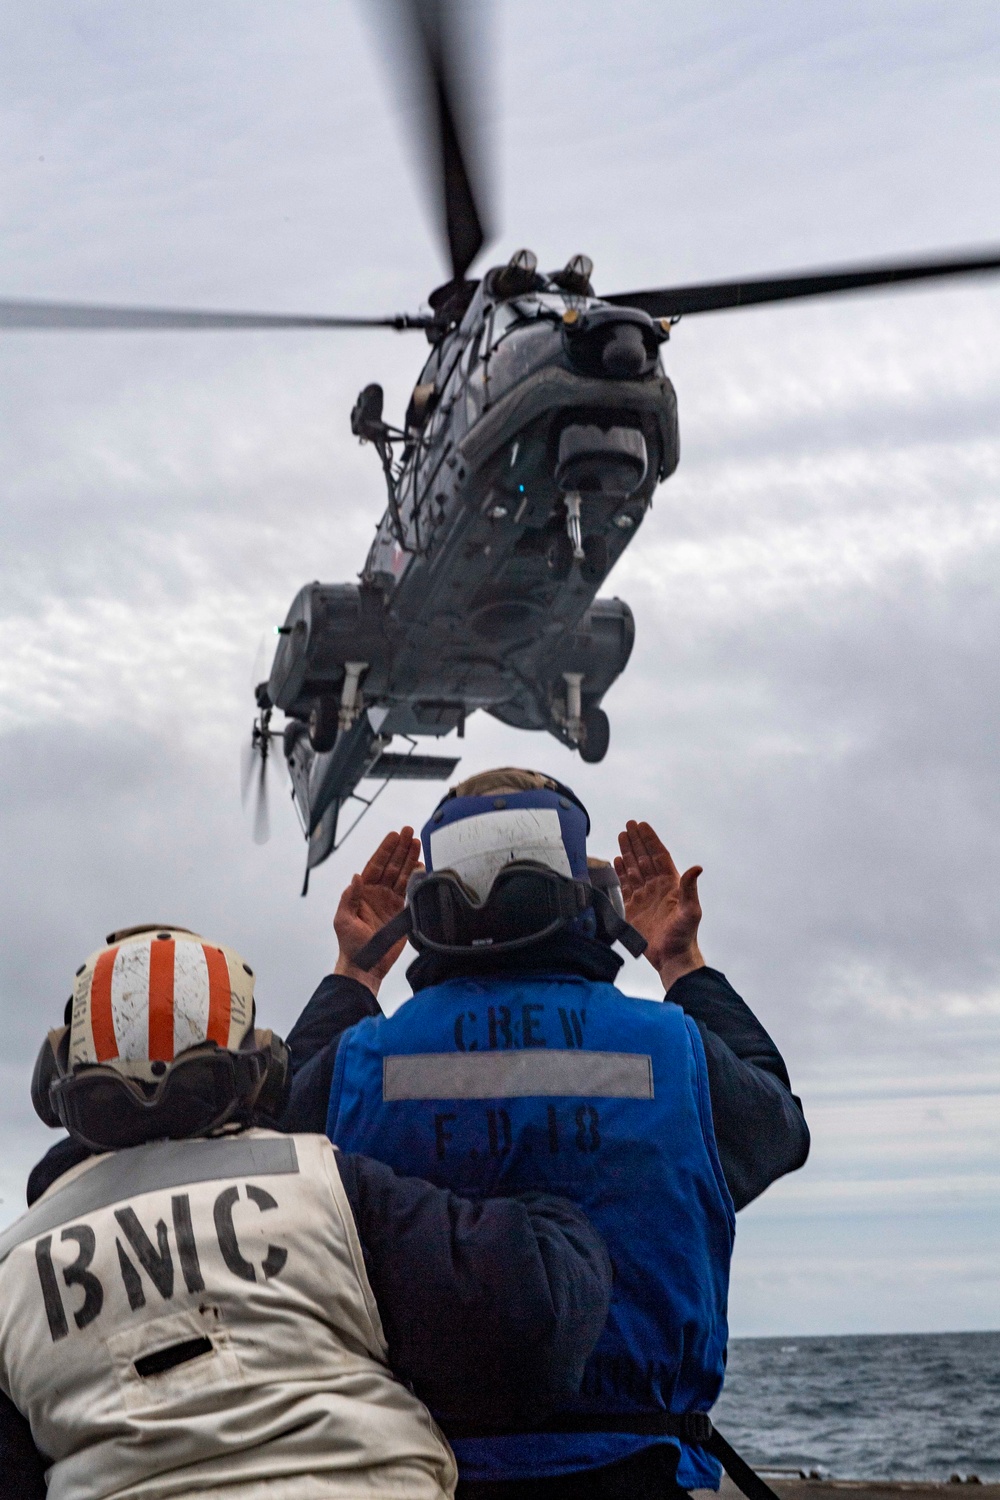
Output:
(352, 909), (414, 973)
(352, 888), (646, 972)
(590, 888), (647, 958)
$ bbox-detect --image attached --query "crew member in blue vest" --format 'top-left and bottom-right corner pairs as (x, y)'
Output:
(282, 769), (811, 1500)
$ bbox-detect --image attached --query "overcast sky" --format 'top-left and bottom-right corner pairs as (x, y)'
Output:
(1, 0), (998, 1337)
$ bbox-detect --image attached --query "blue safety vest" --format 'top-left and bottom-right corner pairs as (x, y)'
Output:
(328, 973), (735, 1487)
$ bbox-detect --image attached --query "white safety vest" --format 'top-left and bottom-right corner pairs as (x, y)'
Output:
(0, 1130), (457, 1500)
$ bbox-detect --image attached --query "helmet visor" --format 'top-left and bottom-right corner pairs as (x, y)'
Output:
(52, 1047), (267, 1152)
(408, 864), (587, 954)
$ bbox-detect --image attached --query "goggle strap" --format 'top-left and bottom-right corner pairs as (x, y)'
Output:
(353, 908), (414, 974)
(354, 876), (645, 969)
(591, 888), (648, 958)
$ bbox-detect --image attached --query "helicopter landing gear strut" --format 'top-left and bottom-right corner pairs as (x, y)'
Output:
(308, 660), (369, 754)
(563, 672), (583, 745)
(547, 497), (608, 583)
(559, 672), (611, 764)
(565, 492), (585, 561)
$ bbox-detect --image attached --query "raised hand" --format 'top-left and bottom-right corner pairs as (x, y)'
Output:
(614, 820), (704, 992)
(334, 827), (423, 993)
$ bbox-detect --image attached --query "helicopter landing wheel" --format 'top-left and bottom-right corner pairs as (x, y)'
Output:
(579, 705), (610, 764)
(546, 530), (574, 580)
(581, 534), (608, 584)
(308, 696), (339, 753)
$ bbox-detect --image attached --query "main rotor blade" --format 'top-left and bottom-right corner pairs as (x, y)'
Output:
(391, 0), (492, 281)
(0, 299), (431, 331)
(605, 246), (1000, 319)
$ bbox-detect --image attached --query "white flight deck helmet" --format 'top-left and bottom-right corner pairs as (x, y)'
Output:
(353, 768), (645, 969)
(32, 926), (290, 1152)
(429, 770), (629, 921)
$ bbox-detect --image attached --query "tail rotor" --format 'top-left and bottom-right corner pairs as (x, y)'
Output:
(241, 707), (285, 845)
(241, 632), (284, 846)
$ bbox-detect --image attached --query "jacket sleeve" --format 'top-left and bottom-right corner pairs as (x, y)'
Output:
(667, 966), (810, 1211)
(280, 975), (381, 1134)
(0, 1390), (46, 1499)
(336, 1151), (612, 1429)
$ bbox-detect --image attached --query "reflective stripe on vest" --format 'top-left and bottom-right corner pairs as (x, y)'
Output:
(328, 974), (735, 1490)
(0, 1130), (456, 1500)
(0, 1135), (299, 1263)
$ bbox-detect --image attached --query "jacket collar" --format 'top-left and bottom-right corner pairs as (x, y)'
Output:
(406, 932), (624, 993)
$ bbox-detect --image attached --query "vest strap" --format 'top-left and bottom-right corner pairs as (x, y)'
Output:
(706, 1425), (783, 1500)
(445, 1414), (780, 1500)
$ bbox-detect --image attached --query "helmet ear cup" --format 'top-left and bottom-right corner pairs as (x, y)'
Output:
(31, 1027), (68, 1128)
(251, 1030), (291, 1123)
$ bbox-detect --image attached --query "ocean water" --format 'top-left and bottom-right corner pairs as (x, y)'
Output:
(712, 1332), (1000, 1482)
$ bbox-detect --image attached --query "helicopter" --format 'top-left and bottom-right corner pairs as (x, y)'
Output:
(3, 2), (1000, 889)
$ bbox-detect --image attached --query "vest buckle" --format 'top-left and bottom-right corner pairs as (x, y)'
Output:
(680, 1412), (714, 1445)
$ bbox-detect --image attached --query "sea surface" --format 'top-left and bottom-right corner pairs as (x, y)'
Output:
(713, 1332), (1000, 1481)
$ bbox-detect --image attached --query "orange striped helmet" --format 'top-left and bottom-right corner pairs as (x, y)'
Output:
(68, 927), (256, 1084)
(32, 927), (289, 1148)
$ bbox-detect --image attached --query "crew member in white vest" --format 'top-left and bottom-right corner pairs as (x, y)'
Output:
(0, 925), (612, 1500)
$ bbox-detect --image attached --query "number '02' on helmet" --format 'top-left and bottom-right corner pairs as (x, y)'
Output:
(31, 927), (290, 1152)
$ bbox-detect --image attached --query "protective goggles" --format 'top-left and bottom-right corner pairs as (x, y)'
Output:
(35, 1031), (284, 1153)
(412, 863), (589, 953)
(353, 862), (646, 971)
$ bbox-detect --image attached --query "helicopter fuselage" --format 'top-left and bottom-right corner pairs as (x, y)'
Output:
(266, 266), (679, 869)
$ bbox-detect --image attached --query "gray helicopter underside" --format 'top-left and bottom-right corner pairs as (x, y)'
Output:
(262, 275), (682, 876)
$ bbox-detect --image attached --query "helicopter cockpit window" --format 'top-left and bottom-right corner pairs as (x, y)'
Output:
(483, 293), (573, 355)
(416, 346), (442, 388)
(459, 331), (479, 377)
(408, 382), (437, 429)
(484, 300), (526, 350)
(406, 348), (442, 430)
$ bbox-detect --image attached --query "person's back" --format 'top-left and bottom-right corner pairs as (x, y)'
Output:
(325, 770), (780, 1496)
(4, 922), (613, 1500)
(330, 969), (733, 1491)
(1, 1126), (454, 1500)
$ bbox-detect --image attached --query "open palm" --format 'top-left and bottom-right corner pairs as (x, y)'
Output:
(334, 827), (423, 989)
(614, 820), (704, 987)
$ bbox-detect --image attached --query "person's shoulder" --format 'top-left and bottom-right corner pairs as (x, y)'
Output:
(238, 1128), (347, 1191)
(594, 982), (695, 1033)
(336, 1005), (391, 1039)
(587, 977), (673, 1007)
(26, 1135), (95, 1206)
